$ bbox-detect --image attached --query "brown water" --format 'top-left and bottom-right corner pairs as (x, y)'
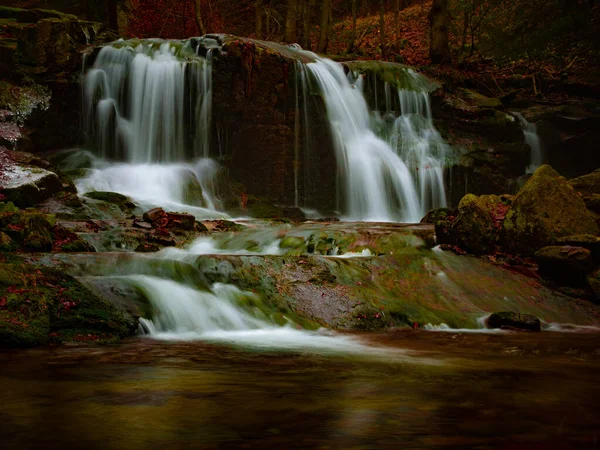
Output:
(1, 331), (599, 450)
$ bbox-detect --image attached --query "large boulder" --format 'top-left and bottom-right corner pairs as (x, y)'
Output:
(570, 169), (600, 197)
(449, 194), (506, 254)
(0, 147), (63, 207)
(535, 245), (593, 286)
(0, 263), (136, 347)
(502, 165), (599, 255)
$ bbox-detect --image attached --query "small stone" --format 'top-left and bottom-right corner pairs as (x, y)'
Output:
(143, 208), (166, 223)
(133, 220), (153, 230)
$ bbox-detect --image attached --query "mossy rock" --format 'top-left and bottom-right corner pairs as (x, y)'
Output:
(84, 191), (135, 210)
(503, 165), (599, 255)
(279, 235), (306, 250)
(535, 245), (593, 286)
(451, 194), (505, 254)
(421, 207), (454, 224)
(0, 231), (16, 251)
(570, 169), (600, 196)
(0, 263), (136, 347)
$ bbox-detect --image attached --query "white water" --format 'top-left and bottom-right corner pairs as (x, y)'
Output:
(131, 275), (422, 358)
(514, 112), (544, 174)
(297, 52), (450, 222)
(76, 159), (228, 219)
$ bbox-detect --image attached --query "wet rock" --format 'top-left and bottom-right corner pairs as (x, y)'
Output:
(135, 243), (161, 253)
(279, 236), (306, 250)
(535, 246), (593, 286)
(133, 220), (153, 230)
(201, 220), (245, 232)
(0, 147), (63, 207)
(503, 165), (599, 255)
(84, 191), (134, 208)
(143, 208), (166, 224)
(165, 213), (195, 231)
(486, 312), (541, 332)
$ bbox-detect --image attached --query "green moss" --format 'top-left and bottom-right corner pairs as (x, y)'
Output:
(0, 263), (136, 347)
(503, 165), (599, 255)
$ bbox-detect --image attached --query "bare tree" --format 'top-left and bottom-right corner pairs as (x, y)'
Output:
(429, 0), (450, 64)
(255, 0), (264, 39)
(346, 0), (358, 54)
(379, 0), (385, 58)
(284, 0), (298, 43)
(316, 0), (331, 53)
(195, 0), (207, 35)
(394, 0), (403, 54)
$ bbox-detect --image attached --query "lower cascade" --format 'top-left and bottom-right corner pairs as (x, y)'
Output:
(128, 274), (405, 356)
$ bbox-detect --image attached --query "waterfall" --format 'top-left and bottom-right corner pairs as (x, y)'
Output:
(81, 40), (223, 219)
(85, 41), (212, 162)
(514, 112), (544, 174)
(298, 53), (450, 223)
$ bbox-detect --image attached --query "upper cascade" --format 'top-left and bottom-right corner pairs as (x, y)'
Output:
(83, 37), (452, 223)
(84, 39), (212, 163)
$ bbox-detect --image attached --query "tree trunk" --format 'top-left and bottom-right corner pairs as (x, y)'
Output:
(284, 0), (298, 43)
(345, 0), (358, 54)
(255, 0), (264, 39)
(316, 0), (331, 53)
(301, 0), (316, 50)
(194, 0), (206, 35)
(379, 0), (385, 58)
(428, 0), (450, 64)
(361, 0), (369, 16)
(394, 0), (402, 53)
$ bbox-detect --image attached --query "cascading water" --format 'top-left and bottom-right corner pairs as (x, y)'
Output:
(296, 51), (450, 222)
(127, 274), (411, 356)
(80, 39), (224, 218)
(513, 112), (544, 174)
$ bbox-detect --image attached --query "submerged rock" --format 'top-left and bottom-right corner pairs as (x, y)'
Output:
(486, 312), (541, 332)
(503, 165), (599, 255)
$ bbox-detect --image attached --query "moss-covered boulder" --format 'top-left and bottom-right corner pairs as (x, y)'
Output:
(570, 169), (600, 196)
(0, 263), (136, 347)
(583, 194), (600, 214)
(503, 165), (599, 255)
(486, 312), (541, 332)
(535, 246), (593, 286)
(450, 194), (506, 254)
